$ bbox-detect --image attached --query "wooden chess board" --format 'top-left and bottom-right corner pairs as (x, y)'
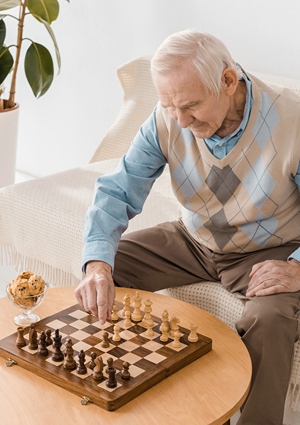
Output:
(0, 301), (212, 411)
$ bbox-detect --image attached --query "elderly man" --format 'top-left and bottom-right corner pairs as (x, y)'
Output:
(75, 30), (300, 424)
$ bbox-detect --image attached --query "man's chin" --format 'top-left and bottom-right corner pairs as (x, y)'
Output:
(190, 128), (214, 139)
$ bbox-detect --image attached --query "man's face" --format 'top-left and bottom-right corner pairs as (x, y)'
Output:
(155, 61), (232, 139)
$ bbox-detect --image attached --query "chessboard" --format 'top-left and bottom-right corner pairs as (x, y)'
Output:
(0, 298), (212, 411)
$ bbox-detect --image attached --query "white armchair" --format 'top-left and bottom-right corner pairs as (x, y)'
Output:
(0, 56), (299, 422)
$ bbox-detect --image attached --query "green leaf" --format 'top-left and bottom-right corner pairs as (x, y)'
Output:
(0, 45), (13, 84)
(24, 42), (54, 98)
(0, 18), (5, 47)
(33, 15), (61, 72)
(0, 0), (19, 11)
(27, 0), (59, 24)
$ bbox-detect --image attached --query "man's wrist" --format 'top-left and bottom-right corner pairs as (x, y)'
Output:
(85, 260), (112, 276)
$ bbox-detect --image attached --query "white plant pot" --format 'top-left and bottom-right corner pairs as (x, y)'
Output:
(0, 103), (20, 188)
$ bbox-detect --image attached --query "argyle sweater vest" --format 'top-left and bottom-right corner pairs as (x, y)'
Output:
(155, 74), (300, 253)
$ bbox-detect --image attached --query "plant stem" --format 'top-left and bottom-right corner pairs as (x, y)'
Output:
(7, 0), (28, 108)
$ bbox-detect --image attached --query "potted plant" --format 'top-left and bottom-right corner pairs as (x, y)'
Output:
(0, 0), (69, 186)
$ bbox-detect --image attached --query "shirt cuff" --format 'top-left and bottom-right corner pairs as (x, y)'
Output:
(288, 247), (300, 262)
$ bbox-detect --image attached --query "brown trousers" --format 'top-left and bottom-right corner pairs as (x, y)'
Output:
(113, 220), (300, 425)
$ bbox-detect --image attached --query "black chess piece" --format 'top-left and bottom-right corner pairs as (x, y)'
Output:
(16, 326), (26, 348)
(28, 324), (38, 350)
(106, 357), (117, 388)
(52, 329), (64, 362)
(76, 350), (87, 375)
(92, 356), (104, 381)
(45, 329), (53, 346)
(63, 338), (76, 370)
(37, 331), (48, 356)
(121, 361), (130, 380)
(88, 352), (97, 370)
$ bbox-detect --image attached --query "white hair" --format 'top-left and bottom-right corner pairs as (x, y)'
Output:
(151, 29), (243, 96)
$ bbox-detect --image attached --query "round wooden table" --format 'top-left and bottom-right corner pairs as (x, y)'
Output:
(0, 286), (251, 425)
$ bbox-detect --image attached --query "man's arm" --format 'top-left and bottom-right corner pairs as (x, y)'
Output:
(76, 110), (167, 322)
(246, 163), (300, 297)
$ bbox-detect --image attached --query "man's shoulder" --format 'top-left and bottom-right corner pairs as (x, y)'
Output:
(248, 71), (300, 104)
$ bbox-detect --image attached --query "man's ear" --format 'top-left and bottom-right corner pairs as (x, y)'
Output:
(222, 68), (239, 95)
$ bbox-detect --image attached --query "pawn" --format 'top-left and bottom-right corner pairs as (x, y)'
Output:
(88, 352), (97, 370)
(121, 361), (130, 380)
(101, 331), (110, 348)
(188, 323), (199, 343)
(172, 330), (181, 348)
(111, 305), (119, 321)
(45, 329), (53, 346)
(16, 326), (26, 348)
(112, 324), (121, 342)
(123, 310), (132, 328)
(93, 356), (104, 381)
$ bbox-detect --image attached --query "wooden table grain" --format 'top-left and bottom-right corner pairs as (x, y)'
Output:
(0, 286), (251, 425)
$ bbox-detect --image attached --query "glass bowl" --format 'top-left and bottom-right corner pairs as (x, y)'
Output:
(6, 283), (48, 326)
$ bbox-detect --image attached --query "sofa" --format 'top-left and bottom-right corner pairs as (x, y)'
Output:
(0, 56), (299, 423)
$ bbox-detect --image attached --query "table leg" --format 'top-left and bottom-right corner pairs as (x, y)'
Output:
(223, 420), (230, 425)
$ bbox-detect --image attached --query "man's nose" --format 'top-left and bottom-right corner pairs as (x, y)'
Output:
(173, 109), (193, 128)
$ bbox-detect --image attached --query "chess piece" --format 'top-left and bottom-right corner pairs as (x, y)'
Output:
(169, 316), (180, 337)
(106, 357), (117, 388)
(101, 331), (110, 348)
(88, 352), (97, 370)
(93, 356), (104, 381)
(188, 323), (199, 343)
(131, 291), (143, 322)
(172, 330), (181, 348)
(52, 329), (64, 361)
(63, 338), (76, 370)
(160, 310), (169, 342)
(146, 322), (154, 337)
(121, 361), (130, 380)
(111, 305), (119, 321)
(142, 299), (154, 328)
(28, 324), (38, 350)
(124, 310), (132, 328)
(112, 324), (121, 342)
(37, 331), (48, 356)
(76, 350), (87, 375)
(45, 329), (53, 346)
(122, 294), (131, 317)
(16, 326), (26, 348)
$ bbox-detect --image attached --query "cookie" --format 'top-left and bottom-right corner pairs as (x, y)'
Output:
(28, 274), (45, 295)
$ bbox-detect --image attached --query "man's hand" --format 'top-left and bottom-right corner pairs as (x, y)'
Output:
(74, 261), (115, 325)
(246, 259), (300, 297)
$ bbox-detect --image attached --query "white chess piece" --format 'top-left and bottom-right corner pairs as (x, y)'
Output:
(113, 324), (121, 342)
(131, 291), (143, 322)
(172, 330), (181, 348)
(188, 323), (199, 342)
(124, 310), (132, 328)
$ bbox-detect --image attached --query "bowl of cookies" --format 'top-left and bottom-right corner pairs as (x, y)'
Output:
(6, 271), (48, 326)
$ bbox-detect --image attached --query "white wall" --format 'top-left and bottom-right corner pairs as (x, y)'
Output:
(6, 0), (300, 177)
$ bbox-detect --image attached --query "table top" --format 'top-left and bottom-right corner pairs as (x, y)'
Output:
(0, 286), (251, 425)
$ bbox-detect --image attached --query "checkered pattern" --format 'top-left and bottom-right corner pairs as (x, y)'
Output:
(19, 306), (189, 394)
